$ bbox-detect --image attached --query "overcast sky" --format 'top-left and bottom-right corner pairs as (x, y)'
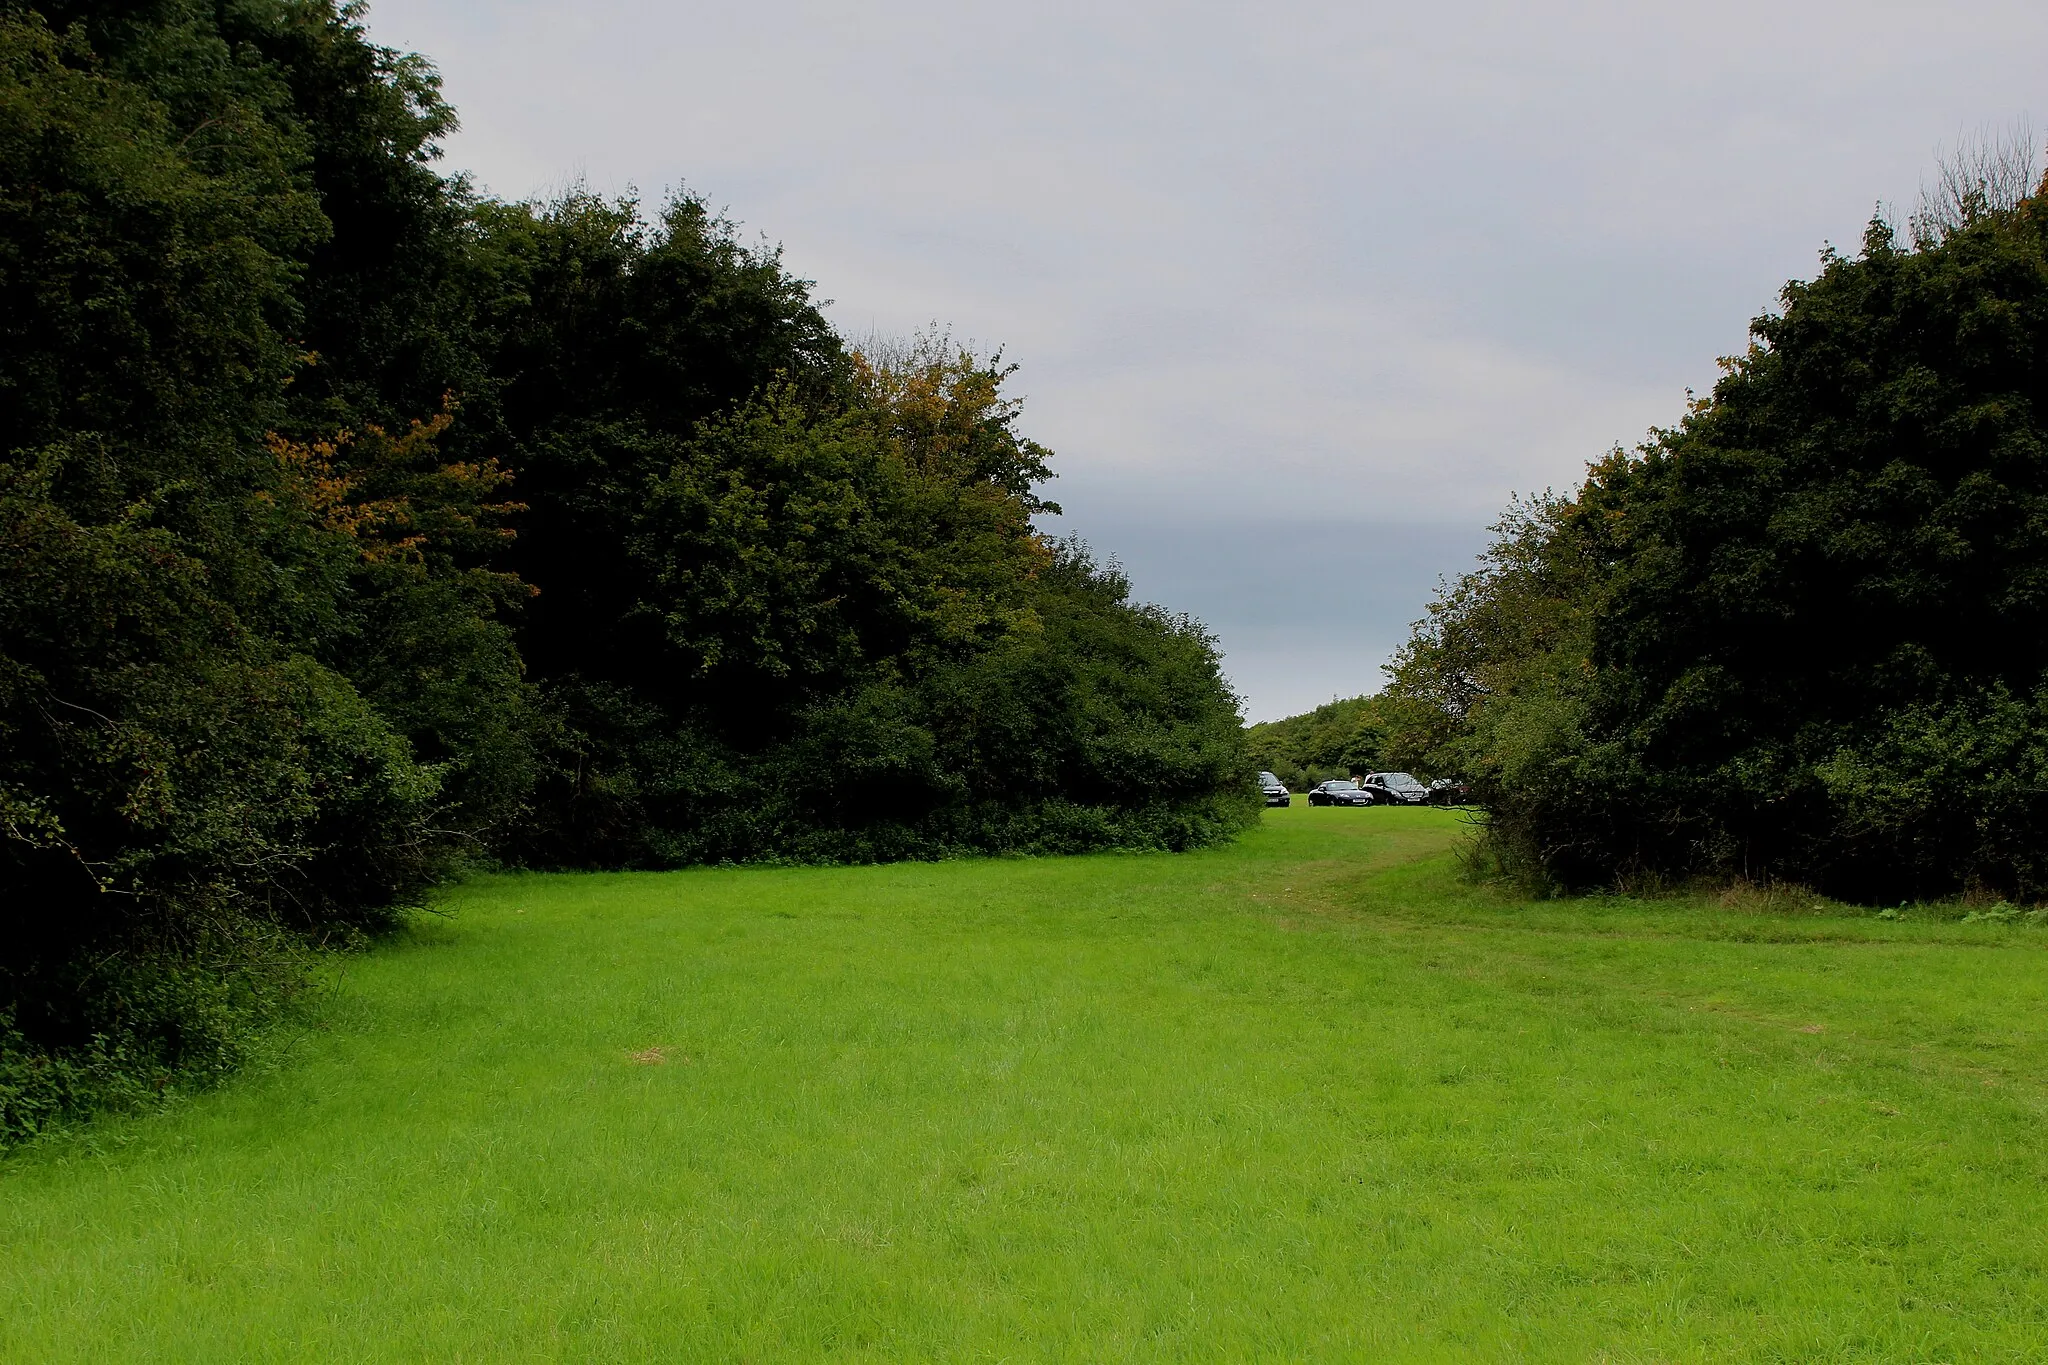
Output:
(364, 0), (2046, 720)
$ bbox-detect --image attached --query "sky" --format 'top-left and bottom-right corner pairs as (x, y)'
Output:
(362, 0), (2048, 721)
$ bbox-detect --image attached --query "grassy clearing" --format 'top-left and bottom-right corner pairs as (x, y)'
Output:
(4, 807), (2047, 1361)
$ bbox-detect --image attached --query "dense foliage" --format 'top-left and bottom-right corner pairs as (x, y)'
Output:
(1244, 695), (1392, 789)
(1387, 190), (2048, 902)
(0, 0), (1248, 1140)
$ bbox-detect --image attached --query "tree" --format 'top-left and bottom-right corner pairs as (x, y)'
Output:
(0, 0), (509, 1138)
(1389, 182), (2048, 900)
(505, 326), (1250, 865)
(0, 2), (1254, 1139)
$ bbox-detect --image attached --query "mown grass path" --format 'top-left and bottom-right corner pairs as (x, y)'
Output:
(5, 809), (2047, 1361)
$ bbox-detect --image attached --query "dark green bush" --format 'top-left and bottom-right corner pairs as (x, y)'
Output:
(1388, 196), (2048, 902)
(0, 2), (507, 1141)
(512, 540), (1254, 867)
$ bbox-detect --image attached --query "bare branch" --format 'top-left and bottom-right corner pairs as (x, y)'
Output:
(1911, 119), (2042, 245)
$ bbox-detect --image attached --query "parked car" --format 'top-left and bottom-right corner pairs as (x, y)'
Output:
(1258, 772), (1291, 807)
(1307, 779), (1376, 807)
(1359, 772), (1431, 806)
(1427, 776), (1472, 805)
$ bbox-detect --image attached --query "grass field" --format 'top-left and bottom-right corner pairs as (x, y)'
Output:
(4, 807), (2047, 1361)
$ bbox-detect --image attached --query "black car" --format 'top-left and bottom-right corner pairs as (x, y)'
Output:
(1258, 771), (1291, 807)
(1360, 772), (1431, 806)
(1427, 776), (1472, 805)
(1307, 779), (1376, 807)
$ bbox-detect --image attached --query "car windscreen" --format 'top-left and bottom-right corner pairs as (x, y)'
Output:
(1325, 781), (1357, 790)
(1259, 772), (1279, 783)
(1383, 773), (1423, 789)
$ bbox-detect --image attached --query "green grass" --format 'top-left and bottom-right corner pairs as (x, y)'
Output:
(5, 807), (2048, 1361)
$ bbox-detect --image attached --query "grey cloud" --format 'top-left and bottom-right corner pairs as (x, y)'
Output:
(366, 0), (2048, 718)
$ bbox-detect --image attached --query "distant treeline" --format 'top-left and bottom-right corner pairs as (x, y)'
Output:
(1244, 696), (1393, 789)
(0, 1), (1249, 1138)
(1379, 177), (2048, 903)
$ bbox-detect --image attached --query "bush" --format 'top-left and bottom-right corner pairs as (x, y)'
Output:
(509, 541), (1255, 867)
(0, 1), (500, 1140)
(1387, 196), (2048, 902)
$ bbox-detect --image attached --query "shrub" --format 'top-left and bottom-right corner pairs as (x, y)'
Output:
(1388, 197), (2048, 901)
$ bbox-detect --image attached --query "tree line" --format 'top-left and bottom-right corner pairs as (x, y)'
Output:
(1381, 166), (2048, 903)
(0, 0), (1250, 1139)
(1244, 695), (1392, 790)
